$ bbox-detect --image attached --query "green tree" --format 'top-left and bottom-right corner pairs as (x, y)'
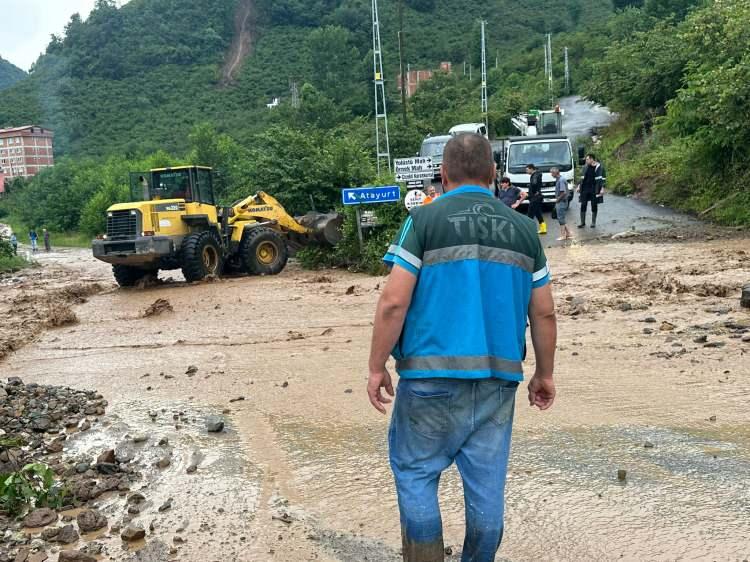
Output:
(583, 21), (687, 111)
(644, 0), (705, 19)
(306, 26), (361, 105)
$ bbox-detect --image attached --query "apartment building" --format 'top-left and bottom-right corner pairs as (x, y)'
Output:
(0, 125), (55, 181)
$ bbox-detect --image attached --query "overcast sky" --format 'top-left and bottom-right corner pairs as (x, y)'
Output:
(1, 0), (127, 71)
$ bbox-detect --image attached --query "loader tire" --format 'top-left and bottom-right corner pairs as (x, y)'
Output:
(240, 228), (288, 276)
(181, 231), (223, 282)
(112, 265), (152, 288)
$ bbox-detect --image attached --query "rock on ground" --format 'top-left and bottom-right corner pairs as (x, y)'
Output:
(143, 298), (173, 317)
(121, 524), (146, 542)
(76, 509), (108, 533)
(22, 508), (57, 528)
(205, 415), (224, 433)
(55, 524), (79, 544)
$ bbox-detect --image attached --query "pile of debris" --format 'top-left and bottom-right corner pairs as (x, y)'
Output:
(0, 378), (108, 471)
(0, 378), (139, 562)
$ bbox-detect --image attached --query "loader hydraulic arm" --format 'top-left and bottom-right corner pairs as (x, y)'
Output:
(229, 192), (311, 235)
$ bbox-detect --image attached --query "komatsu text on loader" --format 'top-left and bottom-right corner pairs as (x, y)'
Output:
(92, 166), (341, 287)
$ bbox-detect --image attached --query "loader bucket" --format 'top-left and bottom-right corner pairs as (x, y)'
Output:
(296, 212), (343, 246)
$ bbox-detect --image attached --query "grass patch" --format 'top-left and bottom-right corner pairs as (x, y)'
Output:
(0, 255), (29, 274)
(597, 114), (750, 227)
(48, 231), (91, 248)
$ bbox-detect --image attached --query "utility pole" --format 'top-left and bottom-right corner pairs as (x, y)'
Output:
(548, 33), (554, 106)
(398, 0), (408, 125)
(290, 79), (299, 109)
(544, 33), (554, 107)
(480, 20), (488, 130)
(372, 0), (391, 175)
(564, 46), (570, 95)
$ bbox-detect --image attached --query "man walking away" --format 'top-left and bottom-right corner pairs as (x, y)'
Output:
(368, 134), (558, 562)
(10, 233), (18, 255)
(526, 164), (546, 234)
(43, 229), (51, 252)
(29, 229), (38, 253)
(552, 167), (572, 241)
(495, 176), (526, 210)
(578, 153), (606, 228)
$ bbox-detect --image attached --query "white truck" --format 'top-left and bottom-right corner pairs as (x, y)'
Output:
(449, 123), (489, 139)
(511, 108), (564, 137)
(494, 134), (576, 207)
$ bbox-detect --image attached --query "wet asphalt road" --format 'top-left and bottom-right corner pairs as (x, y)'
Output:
(559, 95), (617, 141)
(536, 193), (700, 248)
(544, 96), (693, 247)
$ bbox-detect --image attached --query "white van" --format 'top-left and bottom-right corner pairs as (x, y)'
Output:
(419, 134), (452, 180)
(449, 123), (488, 139)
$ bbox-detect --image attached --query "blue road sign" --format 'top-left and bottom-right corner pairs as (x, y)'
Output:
(342, 185), (401, 205)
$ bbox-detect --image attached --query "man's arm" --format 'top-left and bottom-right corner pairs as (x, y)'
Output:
(367, 266), (417, 414)
(527, 283), (557, 410)
(512, 189), (527, 209)
(595, 164), (606, 194)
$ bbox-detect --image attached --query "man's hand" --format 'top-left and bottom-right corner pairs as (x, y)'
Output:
(368, 368), (395, 414)
(527, 374), (555, 410)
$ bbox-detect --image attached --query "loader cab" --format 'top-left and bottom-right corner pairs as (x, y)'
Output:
(129, 166), (215, 205)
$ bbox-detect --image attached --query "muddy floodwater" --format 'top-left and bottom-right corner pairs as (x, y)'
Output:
(1, 223), (749, 561)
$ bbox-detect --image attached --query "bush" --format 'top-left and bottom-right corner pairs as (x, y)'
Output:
(0, 238), (27, 273)
(0, 238), (14, 259)
(298, 183), (408, 274)
(0, 463), (69, 515)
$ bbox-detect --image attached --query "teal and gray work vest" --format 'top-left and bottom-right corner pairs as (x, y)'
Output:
(383, 185), (550, 382)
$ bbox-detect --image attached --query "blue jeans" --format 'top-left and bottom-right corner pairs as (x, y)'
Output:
(389, 378), (518, 562)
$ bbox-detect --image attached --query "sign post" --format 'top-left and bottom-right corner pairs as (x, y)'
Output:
(355, 208), (364, 252)
(404, 189), (426, 210)
(394, 157), (434, 183)
(341, 185), (401, 254)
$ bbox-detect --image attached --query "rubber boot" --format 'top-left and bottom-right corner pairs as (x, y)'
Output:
(538, 222), (547, 235)
(578, 211), (586, 228)
(590, 212), (597, 228)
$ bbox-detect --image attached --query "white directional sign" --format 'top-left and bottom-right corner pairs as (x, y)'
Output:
(395, 157), (434, 182)
(404, 189), (426, 210)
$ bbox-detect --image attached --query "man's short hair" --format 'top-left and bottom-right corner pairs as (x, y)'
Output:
(586, 153), (597, 161)
(526, 163), (537, 170)
(550, 167), (560, 174)
(442, 134), (493, 184)
(500, 177), (511, 184)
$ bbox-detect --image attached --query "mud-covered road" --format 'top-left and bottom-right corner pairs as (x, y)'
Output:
(2, 219), (750, 561)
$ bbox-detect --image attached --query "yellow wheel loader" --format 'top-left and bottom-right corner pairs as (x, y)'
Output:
(92, 166), (341, 287)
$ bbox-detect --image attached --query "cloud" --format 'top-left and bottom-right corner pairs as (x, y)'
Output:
(0, 0), (104, 71)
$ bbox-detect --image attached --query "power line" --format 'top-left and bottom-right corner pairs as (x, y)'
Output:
(371, 0), (391, 175)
